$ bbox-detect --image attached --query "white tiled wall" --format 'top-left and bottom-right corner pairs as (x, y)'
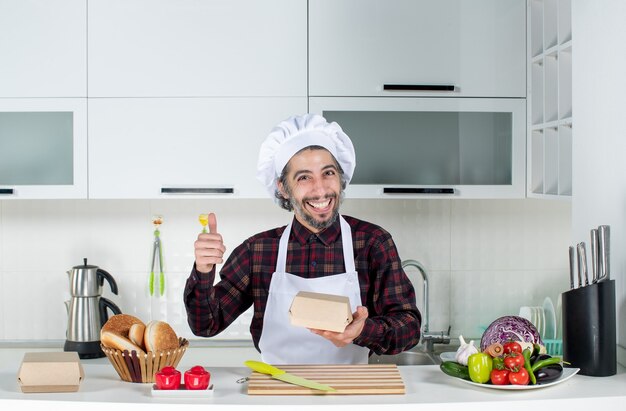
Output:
(0, 198), (571, 342)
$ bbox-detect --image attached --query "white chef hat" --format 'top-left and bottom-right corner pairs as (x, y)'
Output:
(256, 113), (356, 198)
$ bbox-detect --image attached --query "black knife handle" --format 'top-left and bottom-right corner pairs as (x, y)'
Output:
(0, 188), (14, 195)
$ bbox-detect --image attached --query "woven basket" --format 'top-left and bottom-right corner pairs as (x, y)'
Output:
(101, 338), (189, 383)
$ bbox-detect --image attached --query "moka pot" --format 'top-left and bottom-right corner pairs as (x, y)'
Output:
(64, 258), (122, 359)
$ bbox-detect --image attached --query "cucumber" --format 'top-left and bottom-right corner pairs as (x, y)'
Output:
(440, 361), (471, 380)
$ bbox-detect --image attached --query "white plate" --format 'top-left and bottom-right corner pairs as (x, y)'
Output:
(543, 297), (557, 340)
(533, 307), (546, 335)
(440, 352), (457, 362)
(151, 384), (214, 397)
(555, 294), (563, 339)
(450, 368), (579, 390)
(518, 306), (532, 322)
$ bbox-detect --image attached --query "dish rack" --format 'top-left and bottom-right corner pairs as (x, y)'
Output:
(543, 339), (563, 356)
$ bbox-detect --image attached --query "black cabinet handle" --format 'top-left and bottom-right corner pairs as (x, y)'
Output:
(384, 187), (455, 194)
(0, 188), (14, 195)
(383, 84), (455, 91)
(161, 187), (234, 194)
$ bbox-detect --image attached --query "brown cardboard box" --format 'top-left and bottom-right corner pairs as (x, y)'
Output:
(17, 351), (84, 393)
(289, 291), (353, 333)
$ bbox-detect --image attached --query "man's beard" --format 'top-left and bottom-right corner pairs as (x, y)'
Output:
(285, 186), (343, 231)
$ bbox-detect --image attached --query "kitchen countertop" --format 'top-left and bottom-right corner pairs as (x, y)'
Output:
(1, 346), (625, 411)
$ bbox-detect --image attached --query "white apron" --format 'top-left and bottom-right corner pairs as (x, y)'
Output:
(258, 215), (369, 365)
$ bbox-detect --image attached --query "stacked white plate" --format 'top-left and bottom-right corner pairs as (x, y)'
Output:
(519, 297), (557, 340)
(543, 297), (557, 340)
(518, 305), (546, 339)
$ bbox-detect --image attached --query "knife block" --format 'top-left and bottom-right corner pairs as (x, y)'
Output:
(561, 280), (616, 376)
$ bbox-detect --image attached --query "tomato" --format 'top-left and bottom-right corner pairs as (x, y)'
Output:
(503, 341), (523, 354)
(503, 352), (525, 370)
(508, 367), (530, 385)
(490, 369), (510, 385)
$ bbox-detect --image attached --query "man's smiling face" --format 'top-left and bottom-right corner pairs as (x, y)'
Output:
(278, 147), (343, 233)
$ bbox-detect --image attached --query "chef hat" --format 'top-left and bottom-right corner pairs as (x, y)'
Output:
(256, 113), (356, 198)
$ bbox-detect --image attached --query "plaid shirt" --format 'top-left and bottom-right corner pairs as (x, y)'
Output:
(184, 215), (421, 355)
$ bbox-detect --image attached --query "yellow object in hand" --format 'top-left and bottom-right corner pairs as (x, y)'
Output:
(198, 214), (209, 233)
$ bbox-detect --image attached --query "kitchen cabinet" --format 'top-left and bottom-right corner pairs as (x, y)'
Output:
(0, 99), (88, 199)
(87, 0), (307, 98)
(88, 97), (306, 199)
(0, 0), (87, 97)
(310, 97), (526, 199)
(528, 0), (572, 198)
(309, 0), (526, 98)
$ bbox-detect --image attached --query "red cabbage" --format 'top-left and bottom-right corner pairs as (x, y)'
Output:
(480, 315), (543, 351)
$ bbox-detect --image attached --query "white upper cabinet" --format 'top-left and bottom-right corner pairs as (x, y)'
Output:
(87, 0), (307, 97)
(309, 0), (526, 98)
(0, 98), (88, 199)
(88, 98), (307, 199)
(0, 0), (87, 97)
(310, 97), (526, 199)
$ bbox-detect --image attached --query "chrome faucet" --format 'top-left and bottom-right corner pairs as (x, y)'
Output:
(402, 259), (450, 353)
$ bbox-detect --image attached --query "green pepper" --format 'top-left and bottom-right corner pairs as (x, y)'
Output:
(531, 356), (562, 373)
(467, 352), (493, 384)
(522, 348), (537, 385)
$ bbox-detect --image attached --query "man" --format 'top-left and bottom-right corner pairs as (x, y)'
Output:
(184, 114), (420, 364)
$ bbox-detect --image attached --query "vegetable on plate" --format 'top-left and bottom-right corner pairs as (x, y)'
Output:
(503, 341), (523, 354)
(534, 363), (563, 384)
(503, 352), (524, 370)
(508, 367), (530, 385)
(480, 315), (543, 351)
(455, 335), (479, 366)
(440, 361), (470, 380)
(467, 353), (493, 384)
(522, 348), (537, 385)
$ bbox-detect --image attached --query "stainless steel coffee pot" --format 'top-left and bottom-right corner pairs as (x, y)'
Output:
(68, 257), (118, 297)
(64, 258), (122, 359)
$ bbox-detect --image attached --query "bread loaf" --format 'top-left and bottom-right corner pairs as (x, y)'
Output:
(101, 330), (146, 355)
(101, 314), (146, 353)
(101, 314), (144, 340)
(144, 320), (179, 352)
(128, 323), (146, 348)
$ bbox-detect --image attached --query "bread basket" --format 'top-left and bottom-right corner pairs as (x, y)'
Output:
(101, 338), (189, 383)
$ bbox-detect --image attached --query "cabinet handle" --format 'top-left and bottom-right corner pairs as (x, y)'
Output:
(383, 84), (455, 91)
(161, 187), (234, 194)
(383, 187), (455, 194)
(0, 188), (14, 195)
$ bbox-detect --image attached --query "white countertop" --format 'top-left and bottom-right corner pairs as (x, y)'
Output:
(1, 346), (625, 411)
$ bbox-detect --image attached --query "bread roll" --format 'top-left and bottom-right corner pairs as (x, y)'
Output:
(144, 320), (179, 352)
(101, 314), (144, 340)
(128, 323), (146, 349)
(101, 330), (146, 355)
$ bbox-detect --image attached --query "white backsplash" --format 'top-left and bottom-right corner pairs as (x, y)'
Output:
(0, 198), (571, 342)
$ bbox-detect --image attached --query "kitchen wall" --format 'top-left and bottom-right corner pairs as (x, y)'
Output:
(0, 198), (571, 343)
(572, 0), (626, 366)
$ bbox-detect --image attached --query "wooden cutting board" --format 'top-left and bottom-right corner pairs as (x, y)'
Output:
(247, 364), (405, 395)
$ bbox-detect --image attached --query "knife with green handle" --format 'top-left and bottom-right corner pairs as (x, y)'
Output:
(244, 360), (336, 392)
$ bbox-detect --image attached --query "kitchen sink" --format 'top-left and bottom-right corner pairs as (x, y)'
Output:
(368, 345), (459, 366)
(369, 351), (439, 366)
